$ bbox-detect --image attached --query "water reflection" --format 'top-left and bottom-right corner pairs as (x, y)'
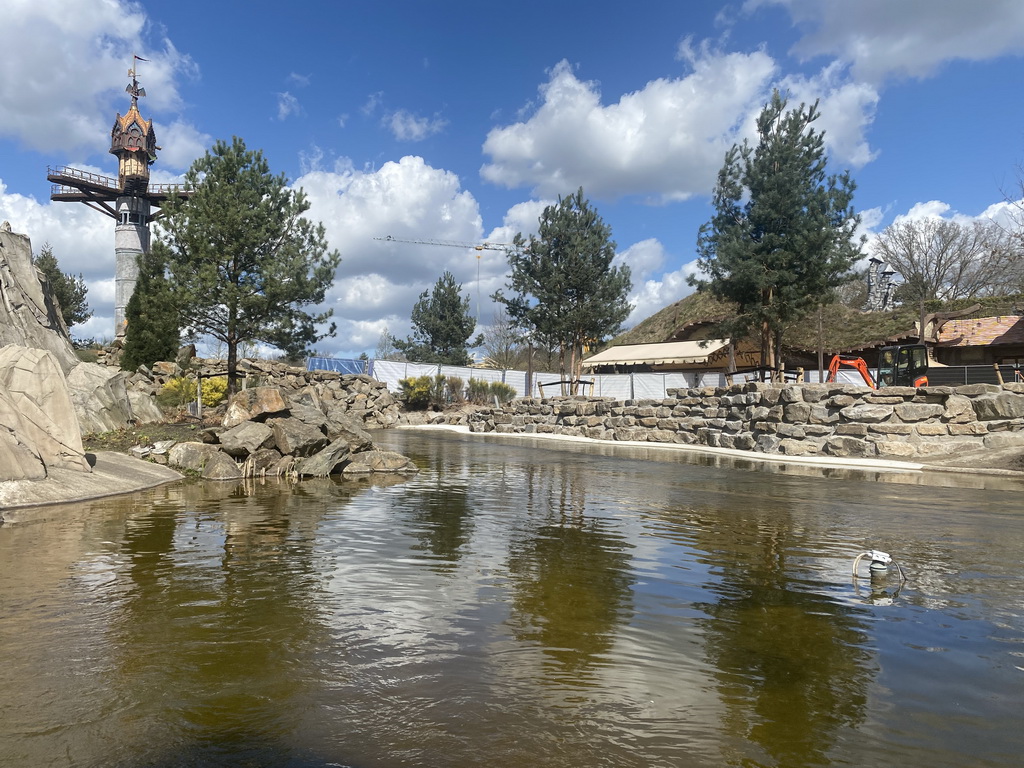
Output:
(692, 502), (873, 767)
(2, 431), (1023, 768)
(505, 462), (634, 684)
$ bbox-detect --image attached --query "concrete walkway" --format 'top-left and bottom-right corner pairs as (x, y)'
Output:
(0, 452), (182, 515)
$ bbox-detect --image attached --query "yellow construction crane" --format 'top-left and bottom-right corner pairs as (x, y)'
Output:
(374, 235), (525, 322)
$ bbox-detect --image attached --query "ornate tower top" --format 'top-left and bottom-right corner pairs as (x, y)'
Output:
(109, 57), (158, 193)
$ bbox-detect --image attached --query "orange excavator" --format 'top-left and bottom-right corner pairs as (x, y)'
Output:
(826, 344), (929, 388)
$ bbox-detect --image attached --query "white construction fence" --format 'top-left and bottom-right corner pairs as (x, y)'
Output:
(307, 356), (864, 400)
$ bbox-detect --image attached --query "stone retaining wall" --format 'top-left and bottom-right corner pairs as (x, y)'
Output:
(465, 381), (1024, 459)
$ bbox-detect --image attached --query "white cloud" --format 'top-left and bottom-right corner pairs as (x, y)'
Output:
(624, 262), (700, 330)
(277, 92), (301, 120)
(617, 238), (667, 282)
(154, 119), (210, 171)
(386, 110), (448, 142)
(0, 1), (194, 154)
(756, 0), (1024, 83)
(777, 62), (879, 167)
(293, 155), (491, 349)
(481, 53), (778, 202)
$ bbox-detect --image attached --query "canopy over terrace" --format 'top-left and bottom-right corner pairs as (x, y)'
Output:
(582, 339), (738, 372)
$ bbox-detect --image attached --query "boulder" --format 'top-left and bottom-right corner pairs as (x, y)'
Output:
(323, 412), (375, 451)
(268, 416), (330, 457)
(222, 387), (289, 427)
(340, 450), (419, 475)
(202, 450), (243, 480)
(218, 421), (275, 458)
(287, 402), (329, 431)
(972, 392), (1024, 421)
(295, 438), (353, 477)
(0, 345), (90, 478)
(167, 441), (221, 472)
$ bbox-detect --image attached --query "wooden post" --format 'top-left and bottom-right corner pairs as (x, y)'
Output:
(994, 363), (1004, 386)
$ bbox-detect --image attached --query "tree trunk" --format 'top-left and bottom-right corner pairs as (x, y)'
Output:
(227, 338), (238, 396)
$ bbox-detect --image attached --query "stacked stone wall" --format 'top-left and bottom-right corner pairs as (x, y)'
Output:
(465, 381), (1024, 459)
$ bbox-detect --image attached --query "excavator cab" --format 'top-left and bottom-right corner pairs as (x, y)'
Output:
(877, 344), (929, 387)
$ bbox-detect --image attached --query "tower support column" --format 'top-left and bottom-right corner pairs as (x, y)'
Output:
(114, 196), (151, 336)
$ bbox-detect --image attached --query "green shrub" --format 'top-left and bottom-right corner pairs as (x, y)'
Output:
(399, 376), (433, 409)
(489, 381), (516, 405)
(157, 376), (228, 409)
(199, 376), (228, 407)
(467, 378), (491, 404)
(157, 377), (196, 409)
(445, 375), (465, 403)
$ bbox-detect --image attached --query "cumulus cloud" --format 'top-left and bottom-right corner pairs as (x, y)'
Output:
(755, 0), (1024, 83)
(293, 155), (494, 351)
(386, 109), (448, 142)
(154, 119), (211, 171)
(481, 45), (888, 204)
(776, 62), (879, 167)
(481, 53), (779, 202)
(0, 0), (194, 155)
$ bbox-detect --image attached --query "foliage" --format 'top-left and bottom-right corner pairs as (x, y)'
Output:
(690, 90), (862, 369)
(489, 381), (516, 404)
(122, 249), (180, 371)
(445, 375), (465, 403)
(871, 217), (1017, 302)
(466, 377), (491, 404)
(496, 187), (632, 393)
(156, 136), (340, 394)
(157, 376), (227, 409)
(394, 272), (482, 365)
(466, 379), (517, 405)
(33, 242), (91, 328)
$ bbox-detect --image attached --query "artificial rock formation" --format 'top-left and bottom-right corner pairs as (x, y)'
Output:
(151, 386), (418, 480)
(0, 345), (90, 480)
(0, 223), (79, 373)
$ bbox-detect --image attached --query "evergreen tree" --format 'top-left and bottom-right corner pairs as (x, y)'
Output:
(157, 137), (340, 393)
(495, 188), (632, 393)
(121, 250), (180, 371)
(690, 90), (862, 370)
(394, 271), (481, 365)
(33, 242), (92, 328)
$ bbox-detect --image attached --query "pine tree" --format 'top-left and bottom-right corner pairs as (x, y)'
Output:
(394, 271), (481, 365)
(157, 137), (340, 393)
(121, 250), (180, 371)
(690, 90), (862, 371)
(33, 243), (91, 328)
(496, 188), (632, 393)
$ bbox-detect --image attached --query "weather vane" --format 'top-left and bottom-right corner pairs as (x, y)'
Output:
(126, 54), (148, 108)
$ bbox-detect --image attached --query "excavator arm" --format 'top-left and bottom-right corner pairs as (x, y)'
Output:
(826, 355), (876, 388)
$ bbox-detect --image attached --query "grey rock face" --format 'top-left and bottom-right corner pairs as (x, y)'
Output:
(0, 346), (90, 480)
(0, 226), (79, 374)
(66, 363), (137, 434)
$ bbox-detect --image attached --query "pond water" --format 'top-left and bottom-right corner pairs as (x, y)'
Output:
(2, 430), (1023, 768)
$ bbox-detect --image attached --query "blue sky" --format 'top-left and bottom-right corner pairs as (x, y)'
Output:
(1, 0), (1023, 357)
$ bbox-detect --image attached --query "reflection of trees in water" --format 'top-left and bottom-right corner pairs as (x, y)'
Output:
(112, 479), (378, 764)
(505, 462), (635, 683)
(692, 508), (874, 767)
(403, 484), (473, 571)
